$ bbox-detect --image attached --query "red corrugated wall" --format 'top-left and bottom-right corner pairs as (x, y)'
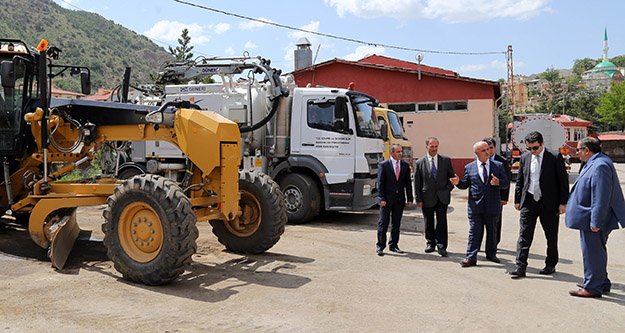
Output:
(293, 62), (497, 103)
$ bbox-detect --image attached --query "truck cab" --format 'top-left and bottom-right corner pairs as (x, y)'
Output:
(374, 107), (413, 169)
(283, 88), (383, 222)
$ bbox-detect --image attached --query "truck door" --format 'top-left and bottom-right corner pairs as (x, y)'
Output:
(299, 96), (355, 185)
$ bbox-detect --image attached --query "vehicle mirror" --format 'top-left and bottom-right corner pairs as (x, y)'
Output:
(1, 61), (15, 88)
(334, 96), (347, 119)
(80, 70), (91, 95)
(380, 123), (388, 141)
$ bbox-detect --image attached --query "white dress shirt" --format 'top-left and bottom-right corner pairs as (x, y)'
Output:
(528, 149), (544, 196)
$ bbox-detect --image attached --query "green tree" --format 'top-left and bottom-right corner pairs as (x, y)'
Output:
(610, 55), (625, 67)
(596, 81), (625, 130)
(168, 28), (194, 61)
(572, 58), (597, 77)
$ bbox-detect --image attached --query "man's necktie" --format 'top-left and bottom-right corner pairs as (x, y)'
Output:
(482, 162), (488, 184)
(533, 155), (542, 201)
(395, 161), (400, 181)
(431, 157), (437, 179)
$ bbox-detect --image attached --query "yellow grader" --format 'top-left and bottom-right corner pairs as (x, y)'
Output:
(0, 39), (287, 285)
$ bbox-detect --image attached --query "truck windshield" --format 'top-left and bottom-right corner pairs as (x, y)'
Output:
(387, 111), (405, 139)
(350, 94), (380, 138)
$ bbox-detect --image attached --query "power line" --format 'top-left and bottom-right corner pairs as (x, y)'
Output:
(173, 0), (505, 56)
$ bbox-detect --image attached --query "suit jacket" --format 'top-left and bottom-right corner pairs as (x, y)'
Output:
(456, 159), (509, 215)
(377, 159), (414, 207)
(565, 152), (625, 231)
(414, 154), (455, 207)
(493, 154), (511, 202)
(514, 148), (569, 212)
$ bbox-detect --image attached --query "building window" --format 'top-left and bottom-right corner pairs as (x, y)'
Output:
(417, 103), (436, 112)
(388, 100), (468, 113)
(437, 101), (468, 111)
(573, 128), (585, 141)
(388, 103), (415, 112)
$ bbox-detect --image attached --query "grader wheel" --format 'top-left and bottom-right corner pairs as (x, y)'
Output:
(102, 174), (198, 285)
(210, 172), (287, 254)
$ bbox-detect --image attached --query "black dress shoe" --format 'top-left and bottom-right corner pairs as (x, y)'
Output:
(376, 248), (384, 256)
(539, 266), (556, 275)
(389, 247), (404, 254)
(576, 283), (610, 293)
(460, 259), (477, 267)
(509, 268), (526, 279)
(437, 248), (448, 257)
(486, 256), (501, 263)
(425, 245), (436, 253)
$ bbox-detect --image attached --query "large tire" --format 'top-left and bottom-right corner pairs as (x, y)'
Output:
(278, 173), (321, 224)
(102, 174), (198, 285)
(210, 172), (286, 254)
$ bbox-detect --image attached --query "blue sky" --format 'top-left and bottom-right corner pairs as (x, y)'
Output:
(53, 0), (624, 81)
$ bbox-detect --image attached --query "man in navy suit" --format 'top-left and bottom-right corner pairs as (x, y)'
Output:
(509, 131), (569, 279)
(483, 137), (511, 248)
(455, 141), (509, 267)
(376, 143), (414, 256)
(566, 137), (625, 298)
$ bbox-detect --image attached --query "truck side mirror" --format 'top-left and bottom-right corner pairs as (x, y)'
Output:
(80, 70), (91, 95)
(1, 61), (15, 88)
(334, 96), (347, 119)
(380, 123), (389, 141)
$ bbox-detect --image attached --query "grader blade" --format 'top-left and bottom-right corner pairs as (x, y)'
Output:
(47, 212), (80, 269)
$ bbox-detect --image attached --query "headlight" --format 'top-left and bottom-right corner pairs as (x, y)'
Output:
(363, 184), (372, 196)
(145, 111), (163, 124)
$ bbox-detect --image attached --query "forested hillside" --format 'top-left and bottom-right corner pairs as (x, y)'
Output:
(0, 0), (172, 91)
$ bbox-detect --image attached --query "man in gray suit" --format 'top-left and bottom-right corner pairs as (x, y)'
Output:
(414, 137), (456, 257)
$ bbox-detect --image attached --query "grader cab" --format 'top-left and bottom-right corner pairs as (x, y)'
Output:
(0, 39), (287, 285)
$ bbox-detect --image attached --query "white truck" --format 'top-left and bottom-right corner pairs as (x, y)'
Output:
(507, 113), (571, 180)
(113, 56), (384, 223)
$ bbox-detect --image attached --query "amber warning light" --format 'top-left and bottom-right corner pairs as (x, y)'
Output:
(36, 39), (48, 52)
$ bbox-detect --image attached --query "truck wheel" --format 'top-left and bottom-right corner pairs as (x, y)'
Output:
(278, 173), (321, 224)
(210, 173), (286, 254)
(102, 174), (198, 285)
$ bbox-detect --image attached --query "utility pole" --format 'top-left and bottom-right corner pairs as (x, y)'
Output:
(506, 45), (515, 115)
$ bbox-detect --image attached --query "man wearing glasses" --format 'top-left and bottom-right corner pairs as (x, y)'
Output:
(566, 137), (625, 297)
(509, 131), (569, 279)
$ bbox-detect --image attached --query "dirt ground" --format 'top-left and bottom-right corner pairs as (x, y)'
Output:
(2, 163), (625, 332)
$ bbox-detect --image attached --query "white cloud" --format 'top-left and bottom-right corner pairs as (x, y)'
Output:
(325, 0), (424, 20)
(224, 46), (236, 55)
(244, 41), (258, 49)
(144, 20), (210, 44)
(490, 59), (526, 70)
(214, 23), (231, 34)
(325, 0), (551, 23)
(459, 64), (488, 72)
(343, 45), (386, 61)
(239, 17), (275, 30)
(288, 21), (320, 40)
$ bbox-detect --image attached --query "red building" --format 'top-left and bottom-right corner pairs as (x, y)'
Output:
(552, 114), (592, 160)
(292, 55), (502, 174)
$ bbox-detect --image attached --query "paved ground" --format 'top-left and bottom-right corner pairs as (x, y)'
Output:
(1, 163), (625, 332)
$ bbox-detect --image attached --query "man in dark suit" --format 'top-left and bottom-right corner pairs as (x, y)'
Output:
(455, 141), (509, 267)
(483, 137), (511, 247)
(566, 137), (625, 298)
(509, 131), (569, 279)
(414, 137), (456, 257)
(376, 143), (414, 256)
